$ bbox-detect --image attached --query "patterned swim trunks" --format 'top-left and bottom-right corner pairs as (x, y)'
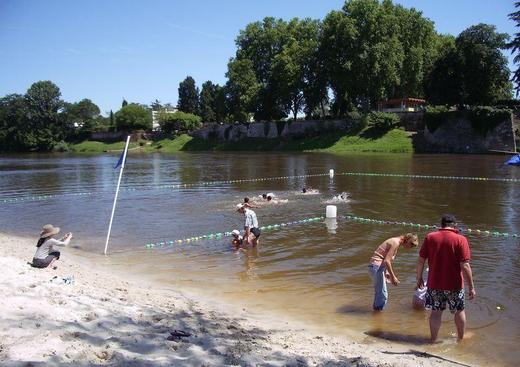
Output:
(425, 289), (465, 313)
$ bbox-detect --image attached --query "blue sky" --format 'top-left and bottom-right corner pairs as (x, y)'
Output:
(0, 0), (517, 114)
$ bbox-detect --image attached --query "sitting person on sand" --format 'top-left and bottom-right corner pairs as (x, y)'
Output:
(32, 224), (73, 269)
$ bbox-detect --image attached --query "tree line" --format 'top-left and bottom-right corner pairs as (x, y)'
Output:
(1, 0), (519, 152)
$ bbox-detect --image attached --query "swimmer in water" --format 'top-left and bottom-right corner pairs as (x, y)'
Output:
(302, 187), (320, 194)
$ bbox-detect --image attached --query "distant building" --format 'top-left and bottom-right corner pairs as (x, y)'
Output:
(152, 107), (178, 130)
(377, 97), (426, 112)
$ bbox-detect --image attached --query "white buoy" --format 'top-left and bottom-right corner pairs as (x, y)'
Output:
(326, 205), (337, 218)
(329, 169), (334, 178)
(325, 218), (338, 234)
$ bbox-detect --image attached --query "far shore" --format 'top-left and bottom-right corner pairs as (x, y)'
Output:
(0, 232), (469, 366)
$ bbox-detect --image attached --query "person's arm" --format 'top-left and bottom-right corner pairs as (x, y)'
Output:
(383, 242), (400, 285)
(53, 233), (72, 247)
(416, 256), (426, 289)
(461, 261), (476, 299)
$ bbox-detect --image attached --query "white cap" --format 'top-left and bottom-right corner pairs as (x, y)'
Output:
(231, 229), (240, 236)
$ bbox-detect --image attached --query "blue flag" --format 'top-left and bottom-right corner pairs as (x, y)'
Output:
(113, 150), (125, 169)
(506, 154), (520, 166)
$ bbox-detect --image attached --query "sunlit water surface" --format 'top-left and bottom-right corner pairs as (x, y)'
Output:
(0, 152), (518, 366)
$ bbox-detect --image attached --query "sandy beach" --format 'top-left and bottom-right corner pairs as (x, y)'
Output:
(0, 232), (471, 367)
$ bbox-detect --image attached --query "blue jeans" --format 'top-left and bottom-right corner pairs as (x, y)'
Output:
(368, 263), (388, 310)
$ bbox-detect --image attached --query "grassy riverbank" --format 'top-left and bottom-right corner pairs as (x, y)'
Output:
(69, 128), (413, 154)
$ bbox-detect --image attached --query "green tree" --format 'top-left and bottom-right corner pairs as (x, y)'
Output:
(425, 35), (462, 105)
(214, 85), (229, 122)
(150, 99), (163, 111)
(63, 98), (101, 134)
(115, 104), (152, 131)
(271, 18), (321, 120)
(508, 2), (520, 95)
(0, 94), (30, 151)
(456, 23), (512, 105)
(24, 80), (66, 150)
(177, 76), (199, 114)
(158, 111), (202, 133)
(199, 81), (217, 122)
(234, 17), (289, 120)
(226, 59), (260, 122)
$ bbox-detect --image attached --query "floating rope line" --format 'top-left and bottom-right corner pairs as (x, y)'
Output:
(1, 173), (329, 204)
(144, 216), (325, 249)
(340, 172), (520, 183)
(342, 215), (520, 238)
(3, 170), (518, 204)
(1, 191), (95, 204)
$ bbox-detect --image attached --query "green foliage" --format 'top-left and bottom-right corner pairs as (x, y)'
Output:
(177, 76), (199, 114)
(365, 112), (400, 131)
(63, 98), (101, 134)
(199, 81), (218, 122)
(425, 105), (511, 135)
(158, 111), (202, 134)
(508, 3), (520, 96)
(226, 58), (259, 122)
(115, 104), (152, 131)
(470, 106), (511, 135)
(53, 140), (70, 152)
(424, 105), (452, 132)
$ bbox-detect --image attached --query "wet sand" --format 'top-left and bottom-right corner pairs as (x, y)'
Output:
(0, 232), (470, 367)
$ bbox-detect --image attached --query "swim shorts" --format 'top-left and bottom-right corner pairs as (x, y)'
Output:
(250, 227), (261, 238)
(425, 289), (465, 313)
(32, 251), (60, 268)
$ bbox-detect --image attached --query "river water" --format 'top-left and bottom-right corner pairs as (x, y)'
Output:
(0, 152), (519, 366)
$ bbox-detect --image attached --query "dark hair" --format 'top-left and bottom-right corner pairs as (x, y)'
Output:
(36, 237), (49, 248)
(262, 194), (267, 199)
(441, 214), (457, 227)
(244, 197), (250, 203)
(267, 195), (272, 201)
(302, 187), (307, 193)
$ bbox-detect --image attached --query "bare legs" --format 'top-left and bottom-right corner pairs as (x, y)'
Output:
(429, 310), (443, 342)
(429, 309), (467, 342)
(454, 310), (466, 340)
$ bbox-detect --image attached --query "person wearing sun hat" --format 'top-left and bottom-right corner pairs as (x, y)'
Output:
(236, 203), (261, 246)
(32, 224), (73, 269)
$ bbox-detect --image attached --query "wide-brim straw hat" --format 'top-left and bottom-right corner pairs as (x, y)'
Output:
(40, 224), (60, 238)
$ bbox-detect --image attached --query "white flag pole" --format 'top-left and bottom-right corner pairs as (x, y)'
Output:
(104, 135), (131, 255)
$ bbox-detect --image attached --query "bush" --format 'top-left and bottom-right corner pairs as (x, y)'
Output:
(425, 105), (510, 135)
(158, 111), (202, 134)
(115, 104), (152, 131)
(365, 112), (400, 131)
(53, 140), (70, 152)
(424, 105), (452, 133)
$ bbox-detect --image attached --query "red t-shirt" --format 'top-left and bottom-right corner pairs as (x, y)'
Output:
(419, 228), (471, 290)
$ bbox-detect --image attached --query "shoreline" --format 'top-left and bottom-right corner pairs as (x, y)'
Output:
(0, 232), (469, 366)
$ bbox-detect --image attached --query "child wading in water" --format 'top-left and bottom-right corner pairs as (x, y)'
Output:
(368, 233), (418, 311)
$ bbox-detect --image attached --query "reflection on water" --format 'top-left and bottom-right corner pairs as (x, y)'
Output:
(0, 152), (519, 366)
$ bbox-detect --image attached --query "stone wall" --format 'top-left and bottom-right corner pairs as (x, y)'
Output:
(191, 113), (517, 153)
(191, 119), (351, 142)
(418, 115), (516, 153)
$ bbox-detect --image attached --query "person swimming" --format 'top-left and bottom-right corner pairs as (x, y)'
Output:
(302, 187), (319, 194)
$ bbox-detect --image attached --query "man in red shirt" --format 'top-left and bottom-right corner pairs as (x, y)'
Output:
(416, 214), (476, 343)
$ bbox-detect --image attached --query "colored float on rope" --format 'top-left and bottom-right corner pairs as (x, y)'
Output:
(339, 172), (520, 183)
(3, 170), (518, 204)
(144, 216), (325, 249)
(1, 173), (329, 204)
(342, 215), (519, 238)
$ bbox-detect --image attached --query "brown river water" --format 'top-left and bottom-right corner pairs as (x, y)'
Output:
(0, 152), (519, 366)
